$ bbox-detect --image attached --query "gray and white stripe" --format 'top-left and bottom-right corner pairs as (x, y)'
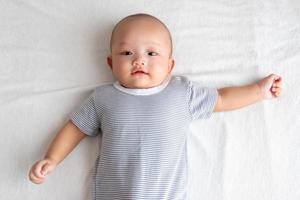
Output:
(69, 76), (217, 200)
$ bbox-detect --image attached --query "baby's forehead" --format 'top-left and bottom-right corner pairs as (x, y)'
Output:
(110, 15), (173, 53)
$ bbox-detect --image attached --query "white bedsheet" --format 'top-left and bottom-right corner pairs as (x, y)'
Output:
(1, 0), (299, 199)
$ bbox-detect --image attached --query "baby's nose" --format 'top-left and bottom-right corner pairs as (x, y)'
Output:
(132, 56), (145, 66)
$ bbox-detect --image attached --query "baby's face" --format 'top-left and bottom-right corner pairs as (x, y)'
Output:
(107, 18), (174, 89)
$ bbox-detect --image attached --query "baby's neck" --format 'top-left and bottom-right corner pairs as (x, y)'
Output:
(113, 76), (171, 96)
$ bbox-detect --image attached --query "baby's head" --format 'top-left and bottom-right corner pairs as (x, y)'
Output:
(107, 13), (175, 89)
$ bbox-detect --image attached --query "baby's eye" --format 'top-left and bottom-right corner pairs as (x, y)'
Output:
(120, 51), (133, 55)
(148, 52), (158, 56)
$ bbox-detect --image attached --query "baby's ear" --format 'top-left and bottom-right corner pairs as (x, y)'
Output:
(107, 56), (113, 69)
(168, 58), (175, 73)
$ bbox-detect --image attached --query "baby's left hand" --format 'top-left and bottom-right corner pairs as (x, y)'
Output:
(257, 74), (282, 99)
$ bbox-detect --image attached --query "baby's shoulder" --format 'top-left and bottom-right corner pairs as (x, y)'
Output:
(172, 75), (188, 81)
(170, 75), (212, 93)
(92, 83), (114, 95)
(171, 75), (191, 87)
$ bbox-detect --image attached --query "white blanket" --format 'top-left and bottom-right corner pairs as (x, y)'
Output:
(1, 0), (299, 199)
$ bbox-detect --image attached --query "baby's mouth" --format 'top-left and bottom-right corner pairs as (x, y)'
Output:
(131, 70), (149, 75)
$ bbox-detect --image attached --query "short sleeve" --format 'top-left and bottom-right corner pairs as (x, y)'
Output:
(187, 81), (218, 120)
(69, 92), (100, 136)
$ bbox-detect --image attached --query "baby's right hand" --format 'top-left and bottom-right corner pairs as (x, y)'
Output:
(28, 158), (57, 184)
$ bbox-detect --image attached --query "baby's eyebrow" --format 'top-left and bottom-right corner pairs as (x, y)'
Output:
(117, 41), (162, 47)
(147, 42), (162, 46)
(118, 42), (130, 46)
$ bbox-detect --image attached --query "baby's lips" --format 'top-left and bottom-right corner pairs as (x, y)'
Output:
(131, 70), (149, 75)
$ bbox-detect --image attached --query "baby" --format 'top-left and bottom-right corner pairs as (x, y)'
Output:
(29, 13), (282, 199)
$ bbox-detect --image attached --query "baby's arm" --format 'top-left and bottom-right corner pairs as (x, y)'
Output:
(214, 74), (282, 112)
(29, 121), (86, 184)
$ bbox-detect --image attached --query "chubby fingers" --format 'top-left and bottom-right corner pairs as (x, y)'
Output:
(271, 74), (282, 84)
(29, 160), (48, 184)
(270, 74), (282, 97)
(271, 87), (281, 97)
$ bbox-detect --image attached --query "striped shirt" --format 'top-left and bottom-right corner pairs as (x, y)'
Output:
(69, 76), (218, 200)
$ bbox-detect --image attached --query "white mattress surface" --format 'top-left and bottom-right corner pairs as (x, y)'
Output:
(1, 1), (299, 199)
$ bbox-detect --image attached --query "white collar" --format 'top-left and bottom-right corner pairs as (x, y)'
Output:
(113, 76), (171, 96)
